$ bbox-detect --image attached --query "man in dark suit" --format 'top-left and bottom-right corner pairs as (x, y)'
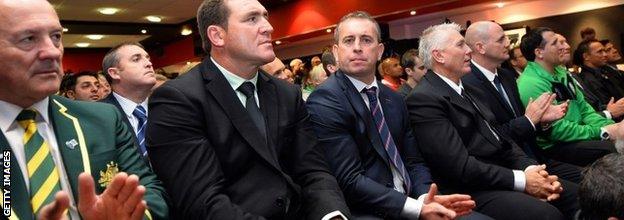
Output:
(0, 0), (168, 219)
(145, 0), (350, 219)
(100, 42), (156, 158)
(406, 23), (578, 219)
(306, 11), (477, 220)
(462, 21), (581, 184)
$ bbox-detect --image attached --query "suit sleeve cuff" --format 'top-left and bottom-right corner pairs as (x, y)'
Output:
(321, 211), (348, 220)
(512, 169), (526, 192)
(524, 115), (536, 131)
(401, 194), (426, 219)
(603, 110), (612, 119)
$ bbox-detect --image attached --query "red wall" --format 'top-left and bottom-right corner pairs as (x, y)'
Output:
(150, 36), (196, 68)
(62, 51), (106, 73)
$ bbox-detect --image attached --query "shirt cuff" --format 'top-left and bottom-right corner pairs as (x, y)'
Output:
(524, 115), (536, 130)
(603, 110), (613, 119)
(401, 194), (427, 219)
(512, 169), (526, 192)
(321, 211), (348, 220)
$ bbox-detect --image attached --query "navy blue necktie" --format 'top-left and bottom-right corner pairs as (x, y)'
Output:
(363, 87), (411, 195)
(132, 105), (148, 157)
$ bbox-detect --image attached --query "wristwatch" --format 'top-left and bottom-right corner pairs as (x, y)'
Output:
(601, 128), (611, 141)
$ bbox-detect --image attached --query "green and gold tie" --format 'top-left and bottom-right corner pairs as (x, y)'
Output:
(16, 109), (62, 214)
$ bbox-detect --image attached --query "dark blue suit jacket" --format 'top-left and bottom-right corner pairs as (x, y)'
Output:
(306, 71), (432, 219)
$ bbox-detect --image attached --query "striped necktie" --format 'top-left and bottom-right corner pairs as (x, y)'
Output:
(132, 105), (148, 157)
(16, 109), (62, 214)
(363, 87), (412, 195)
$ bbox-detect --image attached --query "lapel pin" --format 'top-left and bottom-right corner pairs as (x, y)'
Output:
(65, 139), (78, 149)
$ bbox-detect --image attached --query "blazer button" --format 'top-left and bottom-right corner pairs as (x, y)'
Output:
(275, 197), (285, 208)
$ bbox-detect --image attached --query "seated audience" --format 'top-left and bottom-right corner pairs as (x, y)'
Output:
(518, 27), (619, 166)
(574, 39), (624, 110)
(0, 0), (169, 219)
(578, 153), (624, 220)
(580, 27), (596, 41)
(379, 57), (404, 91)
(601, 39), (623, 71)
(407, 23), (578, 219)
(463, 21), (581, 184)
(97, 71), (112, 99)
(307, 11), (479, 219)
(398, 49), (426, 97)
(507, 46), (528, 77)
(60, 71), (101, 101)
(311, 55), (322, 67)
(146, 0), (350, 218)
(100, 42), (156, 158)
(302, 65), (328, 101)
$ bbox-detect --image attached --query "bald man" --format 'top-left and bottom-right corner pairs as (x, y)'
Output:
(0, 0), (168, 219)
(380, 57), (404, 91)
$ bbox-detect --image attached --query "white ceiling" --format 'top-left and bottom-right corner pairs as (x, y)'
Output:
(62, 34), (151, 48)
(50, 0), (203, 24)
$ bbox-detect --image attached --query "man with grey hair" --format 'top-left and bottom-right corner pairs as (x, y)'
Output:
(406, 22), (577, 219)
(307, 11), (483, 220)
(0, 0), (168, 219)
(146, 0), (350, 219)
(462, 21), (582, 185)
(100, 42), (156, 158)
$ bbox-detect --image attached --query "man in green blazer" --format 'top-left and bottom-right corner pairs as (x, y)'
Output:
(0, 0), (169, 219)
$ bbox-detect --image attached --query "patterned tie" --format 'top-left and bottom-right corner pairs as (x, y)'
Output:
(16, 109), (62, 214)
(237, 82), (267, 140)
(132, 106), (148, 157)
(493, 76), (517, 117)
(363, 87), (411, 195)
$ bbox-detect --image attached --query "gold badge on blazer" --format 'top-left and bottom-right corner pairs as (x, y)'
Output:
(98, 161), (119, 187)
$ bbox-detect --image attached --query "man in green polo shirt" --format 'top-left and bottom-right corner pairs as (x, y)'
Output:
(517, 27), (619, 166)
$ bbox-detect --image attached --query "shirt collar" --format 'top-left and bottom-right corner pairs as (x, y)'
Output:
(0, 97), (50, 133)
(471, 60), (498, 82)
(433, 71), (464, 96)
(211, 57), (258, 91)
(112, 92), (147, 116)
(345, 74), (379, 95)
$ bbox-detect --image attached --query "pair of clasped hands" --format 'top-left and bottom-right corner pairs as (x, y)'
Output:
(38, 172), (147, 220)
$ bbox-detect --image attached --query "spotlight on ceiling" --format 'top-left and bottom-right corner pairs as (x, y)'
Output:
(410, 10), (417, 15)
(86, 35), (104, 40)
(146, 16), (162, 23)
(496, 2), (505, 8)
(181, 28), (193, 36)
(75, 42), (90, 48)
(141, 29), (147, 34)
(275, 40), (282, 45)
(62, 28), (68, 32)
(326, 28), (332, 33)
(98, 7), (119, 15)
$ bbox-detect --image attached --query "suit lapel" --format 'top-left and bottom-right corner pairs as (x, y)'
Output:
(470, 64), (516, 116)
(498, 69), (523, 115)
(337, 72), (391, 164)
(425, 72), (501, 146)
(201, 59), (281, 170)
(49, 96), (92, 201)
(257, 73), (279, 161)
(0, 132), (32, 220)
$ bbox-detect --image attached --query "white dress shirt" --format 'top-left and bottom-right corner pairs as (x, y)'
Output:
(434, 72), (528, 192)
(345, 75), (426, 219)
(472, 60), (535, 130)
(111, 92), (148, 135)
(0, 98), (80, 219)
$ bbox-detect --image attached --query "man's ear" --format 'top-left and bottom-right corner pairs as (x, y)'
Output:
(106, 67), (121, 81)
(65, 90), (76, 100)
(405, 67), (414, 76)
(534, 48), (543, 60)
(207, 25), (226, 47)
(376, 43), (385, 60)
(475, 41), (486, 55)
(432, 49), (445, 64)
